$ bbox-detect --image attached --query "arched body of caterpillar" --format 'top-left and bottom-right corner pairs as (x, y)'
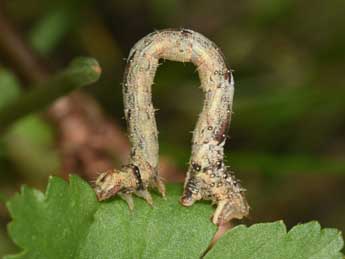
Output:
(94, 28), (249, 224)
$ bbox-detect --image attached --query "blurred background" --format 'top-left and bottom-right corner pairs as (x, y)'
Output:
(0, 0), (345, 255)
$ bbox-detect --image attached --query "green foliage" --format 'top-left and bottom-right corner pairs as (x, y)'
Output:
(0, 69), (21, 178)
(3, 116), (59, 179)
(29, 9), (75, 55)
(0, 68), (59, 179)
(0, 57), (101, 133)
(5, 176), (344, 258)
(6, 176), (216, 259)
(206, 221), (344, 259)
(0, 69), (21, 109)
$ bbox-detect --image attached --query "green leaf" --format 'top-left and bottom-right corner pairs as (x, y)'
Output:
(6, 176), (216, 259)
(29, 9), (75, 55)
(205, 221), (344, 259)
(0, 69), (21, 109)
(6, 176), (344, 258)
(3, 116), (60, 179)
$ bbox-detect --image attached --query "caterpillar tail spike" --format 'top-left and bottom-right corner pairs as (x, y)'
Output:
(92, 28), (249, 224)
(212, 192), (249, 225)
(180, 166), (249, 224)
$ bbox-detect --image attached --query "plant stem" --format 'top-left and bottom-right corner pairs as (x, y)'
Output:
(0, 57), (101, 134)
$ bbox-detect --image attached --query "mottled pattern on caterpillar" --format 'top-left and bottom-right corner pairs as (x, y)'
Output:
(93, 28), (249, 224)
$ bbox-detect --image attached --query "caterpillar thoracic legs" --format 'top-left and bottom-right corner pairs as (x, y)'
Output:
(93, 28), (249, 224)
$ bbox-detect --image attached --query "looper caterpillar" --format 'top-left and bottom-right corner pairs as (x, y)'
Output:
(94, 28), (249, 224)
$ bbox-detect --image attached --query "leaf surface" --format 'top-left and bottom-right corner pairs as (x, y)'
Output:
(6, 176), (216, 259)
(6, 176), (344, 259)
(205, 221), (344, 259)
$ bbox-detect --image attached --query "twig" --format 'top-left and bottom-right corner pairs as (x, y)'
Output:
(0, 58), (101, 134)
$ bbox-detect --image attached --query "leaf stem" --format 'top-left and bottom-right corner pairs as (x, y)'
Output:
(0, 57), (101, 134)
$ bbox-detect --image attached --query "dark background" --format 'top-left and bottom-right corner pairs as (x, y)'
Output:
(0, 0), (344, 255)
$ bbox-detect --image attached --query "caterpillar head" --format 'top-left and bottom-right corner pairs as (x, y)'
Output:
(94, 169), (123, 201)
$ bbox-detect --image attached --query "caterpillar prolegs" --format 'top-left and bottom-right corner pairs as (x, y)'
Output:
(93, 29), (249, 224)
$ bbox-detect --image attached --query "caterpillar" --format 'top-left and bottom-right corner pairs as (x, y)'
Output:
(93, 28), (249, 224)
